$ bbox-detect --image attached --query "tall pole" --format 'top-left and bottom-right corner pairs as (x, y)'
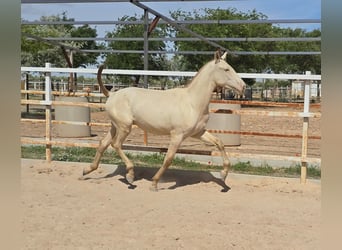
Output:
(143, 9), (149, 88)
(143, 9), (149, 143)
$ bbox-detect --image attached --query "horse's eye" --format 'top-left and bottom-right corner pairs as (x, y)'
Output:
(224, 68), (230, 72)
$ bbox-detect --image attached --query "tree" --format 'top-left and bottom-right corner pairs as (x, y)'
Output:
(171, 8), (272, 73)
(70, 24), (99, 68)
(21, 12), (100, 92)
(68, 24), (100, 91)
(22, 13), (99, 68)
(104, 15), (168, 87)
(271, 27), (321, 74)
(21, 13), (74, 67)
(170, 8), (321, 78)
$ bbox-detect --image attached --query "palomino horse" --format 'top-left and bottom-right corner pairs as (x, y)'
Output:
(82, 50), (246, 191)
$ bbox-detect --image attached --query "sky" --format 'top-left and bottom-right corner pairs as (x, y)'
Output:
(21, 0), (321, 37)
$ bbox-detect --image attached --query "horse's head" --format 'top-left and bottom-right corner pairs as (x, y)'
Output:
(211, 50), (246, 96)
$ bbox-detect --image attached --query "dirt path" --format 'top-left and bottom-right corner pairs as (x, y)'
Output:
(21, 158), (321, 250)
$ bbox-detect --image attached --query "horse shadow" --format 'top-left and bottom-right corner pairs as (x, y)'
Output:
(87, 165), (231, 192)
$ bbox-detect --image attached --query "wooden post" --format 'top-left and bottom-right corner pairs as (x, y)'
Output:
(44, 63), (52, 162)
(45, 106), (52, 162)
(143, 131), (148, 146)
(25, 73), (30, 113)
(300, 71), (311, 183)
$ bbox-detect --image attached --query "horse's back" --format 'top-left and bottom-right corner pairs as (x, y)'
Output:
(105, 87), (198, 134)
(107, 87), (185, 110)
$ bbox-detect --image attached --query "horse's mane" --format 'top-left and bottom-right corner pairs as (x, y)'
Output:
(183, 60), (214, 88)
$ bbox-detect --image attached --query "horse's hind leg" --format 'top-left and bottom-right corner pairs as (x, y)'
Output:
(194, 131), (230, 181)
(82, 125), (116, 176)
(111, 125), (134, 184)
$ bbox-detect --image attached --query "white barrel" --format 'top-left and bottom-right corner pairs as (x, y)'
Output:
(55, 96), (91, 137)
(206, 103), (241, 146)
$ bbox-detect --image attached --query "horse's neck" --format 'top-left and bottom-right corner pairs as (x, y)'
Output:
(186, 67), (216, 112)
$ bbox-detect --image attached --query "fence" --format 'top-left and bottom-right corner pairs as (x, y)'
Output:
(20, 63), (321, 183)
(22, 80), (321, 103)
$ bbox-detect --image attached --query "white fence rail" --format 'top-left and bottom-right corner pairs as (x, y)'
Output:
(21, 65), (321, 80)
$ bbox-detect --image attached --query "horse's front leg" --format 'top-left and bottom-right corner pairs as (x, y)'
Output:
(151, 133), (184, 191)
(195, 130), (230, 181)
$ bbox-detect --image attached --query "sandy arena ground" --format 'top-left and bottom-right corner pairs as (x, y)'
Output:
(21, 158), (321, 250)
(21, 104), (321, 249)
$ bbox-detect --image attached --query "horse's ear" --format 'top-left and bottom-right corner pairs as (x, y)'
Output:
(220, 51), (227, 61)
(214, 49), (221, 64)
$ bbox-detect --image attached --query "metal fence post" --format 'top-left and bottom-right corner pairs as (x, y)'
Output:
(143, 9), (149, 88)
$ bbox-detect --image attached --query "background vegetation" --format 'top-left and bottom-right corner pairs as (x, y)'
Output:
(21, 8), (321, 88)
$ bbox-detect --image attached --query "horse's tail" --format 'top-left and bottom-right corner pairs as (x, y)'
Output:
(97, 64), (110, 97)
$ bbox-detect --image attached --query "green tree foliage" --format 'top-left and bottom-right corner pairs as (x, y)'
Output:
(70, 24), (100, 68)
(104, 15), (168, 86)
(270, 27), (321, 74)
(21, 12), (99, 68)
(171, 9), (273, 73)
(21, 8), (321, 89)
(170, 8), (321, 84)
(21, 13), (73, 67)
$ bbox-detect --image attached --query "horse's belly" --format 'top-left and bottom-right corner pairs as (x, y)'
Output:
(131, 102), (193, 135)
(133, 119), (175, 135)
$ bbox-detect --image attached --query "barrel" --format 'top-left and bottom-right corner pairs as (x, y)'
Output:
(206, 102), (241, 146)
(55, 96), (91, 137)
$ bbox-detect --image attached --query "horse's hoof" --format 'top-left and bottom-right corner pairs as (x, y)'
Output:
(149, 185), (158, 192)
(82, 168), (90, 176)
(150, 180), (158, 192)
(126, 173), (134, 184)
